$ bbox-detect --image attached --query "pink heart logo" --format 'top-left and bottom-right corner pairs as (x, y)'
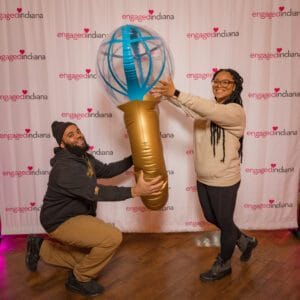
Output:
(213, 27), (219, 32)
(27, 166), (33, 170)
(149, 9), (154, 15)
(271, 163), (276, 168)
(84, 28), (90, 33)
(25, 128), (31, 133)
(19, 49), (25, 54)
(269, 199), (275, 204)
(17, 8), (22, 13)
(85, 69), (91, 74)
(272, 126), (278, 131)
(89, 146), (94, 151)
(276, 48), (282, 53)
(212, 68), (218, 73)
(274, 88), (280, 93)
(22, 89), (28, 95)
(279, 6), (285, 12)
(87, 108), (93, 113)
(30, 202), (36, 206)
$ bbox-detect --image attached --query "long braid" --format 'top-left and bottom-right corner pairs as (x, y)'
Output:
(210, 124), (224, 161)
(210, 68), (244, 162)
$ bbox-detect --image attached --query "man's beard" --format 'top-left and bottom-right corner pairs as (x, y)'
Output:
(65, 140), (89, 157)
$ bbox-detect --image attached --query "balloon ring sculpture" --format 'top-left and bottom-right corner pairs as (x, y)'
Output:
(96, 24), (174, 210)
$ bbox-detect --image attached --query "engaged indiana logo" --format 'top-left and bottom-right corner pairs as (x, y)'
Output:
(122, 9), (174, 23)
(251, 6), (300, 19)
(88, 145), (113, 157)
(0, 89), (48, 102)
(125, 205), (174, 213)
(0, 7), (43, 21)
(248, 87), (300, 100)
(5, 202), (41, 214)
(187, 27), (239, 40)
(61, 107), (112, 120)
(58, 68), (96, 81)
(246, 126), (298, 139)
(244, 163), (294, 175)
(243, 198), (293, 211)
(186, 67), (218, 81)
(57, 27), (108, 40)
(0, 49), (46, 62)
(2, 166), (50, 178)
(250, 48), (300, 60)
(0, 128), (50, 140)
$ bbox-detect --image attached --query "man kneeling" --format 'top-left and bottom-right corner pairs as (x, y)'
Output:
(26, 121), (163, 296)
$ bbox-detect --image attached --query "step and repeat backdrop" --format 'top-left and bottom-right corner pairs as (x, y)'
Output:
(0, 0), (299, 234)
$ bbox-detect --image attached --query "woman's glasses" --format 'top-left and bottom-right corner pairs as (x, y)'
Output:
(211, 80), (234, 88)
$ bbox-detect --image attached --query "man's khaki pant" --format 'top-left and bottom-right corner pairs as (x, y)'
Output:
(40, 215), (122, 282)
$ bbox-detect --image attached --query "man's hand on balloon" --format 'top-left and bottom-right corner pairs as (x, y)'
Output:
(131, 170), (163, 197)
(151, 76), (176, 98)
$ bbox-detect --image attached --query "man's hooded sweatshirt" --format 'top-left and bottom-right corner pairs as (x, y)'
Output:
(40, 148), (133, 233)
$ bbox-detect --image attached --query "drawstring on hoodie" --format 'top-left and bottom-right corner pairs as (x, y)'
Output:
(84, 155), (94, 177)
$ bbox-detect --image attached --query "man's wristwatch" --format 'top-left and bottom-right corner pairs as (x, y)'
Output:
(173, 89), (180, 97)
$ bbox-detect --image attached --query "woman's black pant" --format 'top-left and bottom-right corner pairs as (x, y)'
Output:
(197, 181), (242, 261)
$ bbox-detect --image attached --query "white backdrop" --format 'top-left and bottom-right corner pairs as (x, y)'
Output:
(0, 0), (299, 234)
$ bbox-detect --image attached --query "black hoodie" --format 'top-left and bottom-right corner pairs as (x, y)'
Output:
(40, 148), (133, 232)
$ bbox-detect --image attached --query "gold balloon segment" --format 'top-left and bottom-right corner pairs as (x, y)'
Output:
(118, 98), (168, 210)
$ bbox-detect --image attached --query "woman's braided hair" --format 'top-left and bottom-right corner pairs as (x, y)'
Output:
(210, 68), (244, 162)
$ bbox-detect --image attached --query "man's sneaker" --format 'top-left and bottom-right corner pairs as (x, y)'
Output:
(199, 255), (232, 282)
(237, 233), (258, 261)
(25, 235), (43, 272)
(65, 272), (104, 296)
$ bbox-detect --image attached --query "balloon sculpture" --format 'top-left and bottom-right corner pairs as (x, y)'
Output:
(96, 24), (173, 210)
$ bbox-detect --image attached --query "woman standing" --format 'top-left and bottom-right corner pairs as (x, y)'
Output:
(152, 69), (257, 281)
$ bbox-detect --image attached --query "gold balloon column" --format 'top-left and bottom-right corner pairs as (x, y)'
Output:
(118, 97), (168, 210)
